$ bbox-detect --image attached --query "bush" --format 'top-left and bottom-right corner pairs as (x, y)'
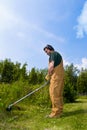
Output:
(0, 81), (51, 110)
(28, 83), (51, 107)
(0, 81), (30, 108)
(0, 80), (78, 111)
(63, 83), (78, 103)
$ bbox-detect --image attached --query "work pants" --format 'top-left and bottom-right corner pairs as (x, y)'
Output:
(50, 60), (64, 116)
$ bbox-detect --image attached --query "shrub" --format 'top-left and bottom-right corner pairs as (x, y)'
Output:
(63, 83), (78, 103)
(0, 81), (51, 110)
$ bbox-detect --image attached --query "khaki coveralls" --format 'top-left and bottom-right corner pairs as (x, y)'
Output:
(49, 60), (64, 117)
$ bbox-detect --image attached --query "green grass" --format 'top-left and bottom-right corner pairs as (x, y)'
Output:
(0, 97), (87, 130)
(0, 96), (87, 130)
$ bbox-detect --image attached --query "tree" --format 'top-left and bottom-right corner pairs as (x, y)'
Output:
(37, 70), (45, 83)
(0, 59), (28, 83)
(64, 64), (78, 102)
(1, 59), (14, 83)
(12, 62), (21, 81)
(0, 60), (3, 82)
(20, 63), (28, 81)
(28, 68), (38, 84)
(77, 69), (87, 95)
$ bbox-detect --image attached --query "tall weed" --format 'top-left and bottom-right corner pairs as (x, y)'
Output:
(0, 81), (51, 110)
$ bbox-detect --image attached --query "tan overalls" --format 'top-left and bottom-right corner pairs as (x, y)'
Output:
(49, 60), (64, 117)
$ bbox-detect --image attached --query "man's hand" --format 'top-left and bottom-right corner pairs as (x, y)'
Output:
(45, 74), (51, 81)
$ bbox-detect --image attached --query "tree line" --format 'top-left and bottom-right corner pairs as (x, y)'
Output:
(0, 59), (87, 102)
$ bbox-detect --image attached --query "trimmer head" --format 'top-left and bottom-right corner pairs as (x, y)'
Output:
(6, 106), (12, 112)
(6, 105), (21, 111)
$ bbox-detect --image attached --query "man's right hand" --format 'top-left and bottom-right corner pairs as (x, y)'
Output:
(45, 74), (51, 81)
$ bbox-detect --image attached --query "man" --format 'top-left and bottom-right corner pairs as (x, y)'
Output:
(43, 44), (64, 118)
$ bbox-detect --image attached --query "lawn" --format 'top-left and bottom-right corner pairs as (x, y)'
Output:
(0, 96), (87, 130)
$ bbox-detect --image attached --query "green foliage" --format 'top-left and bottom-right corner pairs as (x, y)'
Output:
(64, 83), (77, 102)
(64, 64), (78, 102)
(28, 68), (38, 84)
(0, 59), (87, 104)
(0, 81), (29, 109)
(12, 62), (21, 81)
(20, 63), (28, 81)
(77, 69), (87, 94)
(64, 64), (78, 90)
(1, 59), (14, 83)
(28, 68), (45, 84)
(0, 59), (47, 84)
(0, 80), (51, 109)
(28, 83), (51, 106)
(0, 59), (28, 83)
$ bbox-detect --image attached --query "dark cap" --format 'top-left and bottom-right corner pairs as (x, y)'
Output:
(43, 44), (54, 51)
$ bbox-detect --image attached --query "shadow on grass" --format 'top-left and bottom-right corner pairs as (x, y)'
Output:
(75, 100), (87, 103)
(63, 109), (87, 118)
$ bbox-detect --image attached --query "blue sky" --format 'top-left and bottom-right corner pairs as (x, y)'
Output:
(0, 0), (87, 71)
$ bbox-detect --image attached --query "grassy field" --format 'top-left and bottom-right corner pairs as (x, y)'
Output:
(0, 96), (87, 130)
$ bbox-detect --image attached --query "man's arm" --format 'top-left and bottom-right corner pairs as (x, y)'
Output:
(48, 61), (54, 76)
(45, 61), (54, 81)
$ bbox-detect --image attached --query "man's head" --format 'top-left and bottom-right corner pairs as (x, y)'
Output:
(43, 44), (54, 55)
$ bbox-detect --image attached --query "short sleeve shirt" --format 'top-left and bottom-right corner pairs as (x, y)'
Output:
(49, 51), (62, 67)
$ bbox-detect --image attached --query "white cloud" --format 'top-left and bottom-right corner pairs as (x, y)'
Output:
(64, 57), (87, 70)
(80, 58), (87, 69)
(75, 58), (87, 70)
(75, 1), (87, 38)
(63, 59), (70, 66)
